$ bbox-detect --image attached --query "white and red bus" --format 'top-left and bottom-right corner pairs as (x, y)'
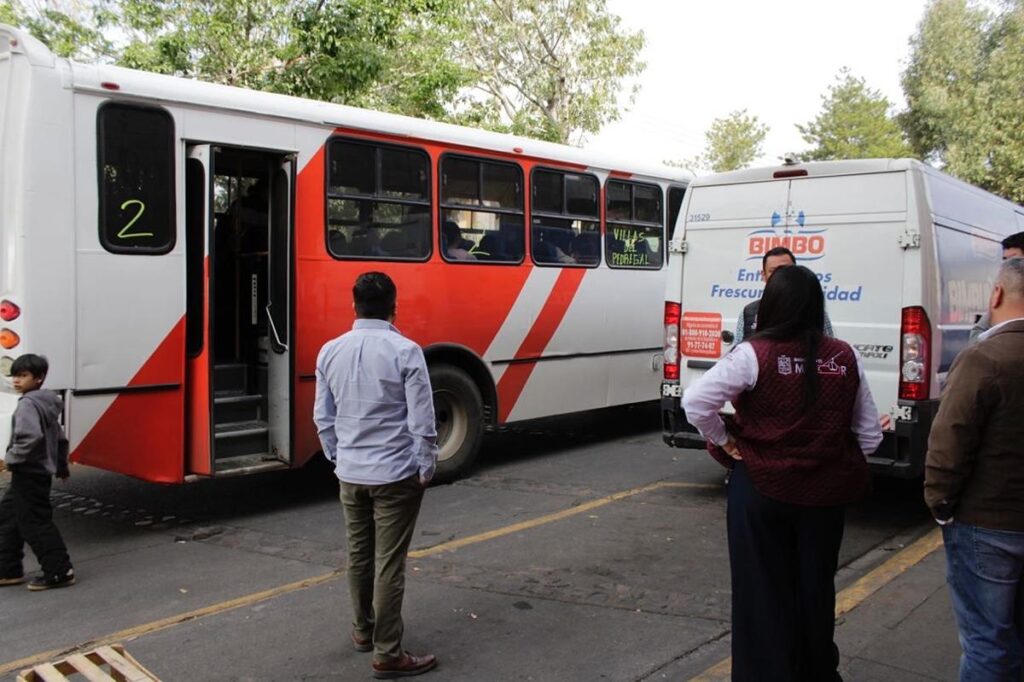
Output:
(0, 26), (689, 483)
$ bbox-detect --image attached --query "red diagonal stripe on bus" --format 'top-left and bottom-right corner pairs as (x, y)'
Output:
(496, 268), (588, 423)
(71, 317), (186, 483)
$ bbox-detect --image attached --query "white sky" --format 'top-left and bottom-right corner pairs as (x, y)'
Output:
(585, 0), (930, 174)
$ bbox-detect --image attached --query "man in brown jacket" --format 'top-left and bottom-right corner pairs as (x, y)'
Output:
(925, 256), (1024, 681)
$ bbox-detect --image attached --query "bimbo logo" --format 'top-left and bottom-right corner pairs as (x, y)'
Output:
(746, 210), (826, 261)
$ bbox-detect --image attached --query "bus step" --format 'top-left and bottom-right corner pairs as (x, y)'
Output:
(214, 454), (288, 477)
(213, 420), (269, 460)
(214, 393), (264, 423)
(213, 363), (249, 393)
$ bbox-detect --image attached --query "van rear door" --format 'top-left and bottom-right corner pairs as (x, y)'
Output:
(677, 178), (791, 392)
(678, 171), (908, 419)
(786, 172), (907, 416)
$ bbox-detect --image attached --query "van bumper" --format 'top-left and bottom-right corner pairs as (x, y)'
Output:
(661, 395), (707, 449)
(867, 399), (939, 479)
(664, 392), (939, 479)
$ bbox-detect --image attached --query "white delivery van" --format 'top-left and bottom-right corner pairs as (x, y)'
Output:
(661, 159), (1024, 477)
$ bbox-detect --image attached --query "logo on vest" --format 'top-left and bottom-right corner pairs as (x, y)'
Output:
(776, 354), (848, 377)
(778, 355), (794, 375)
(817, 353), (848, 376)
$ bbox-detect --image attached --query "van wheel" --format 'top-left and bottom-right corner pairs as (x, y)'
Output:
(430, 364), (484, 482)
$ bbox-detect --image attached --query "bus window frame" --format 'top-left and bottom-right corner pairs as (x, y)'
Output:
(604, 179), (665, 271)
(529, 166), (601, 269)
(438, 152), (526, 266)
(324, 136), (433, 263)
(667, 185), (687, 242)
(96, 101), (177, 256)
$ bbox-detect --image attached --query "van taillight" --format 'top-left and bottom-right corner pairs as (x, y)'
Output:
(899, 306), (931, 400)
(664, 302), (681, 381)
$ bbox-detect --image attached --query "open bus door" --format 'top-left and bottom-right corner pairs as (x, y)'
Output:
(183, 145), (295, 478)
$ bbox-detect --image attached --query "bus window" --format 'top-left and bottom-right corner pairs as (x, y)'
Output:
(606, 180), (663, 270)
(668, 186), (686, 241)
(326, 139), (430, 260)
(530, 169), (600, 267)
(440, 155), (524, 263)
(97, 103), (176, 254)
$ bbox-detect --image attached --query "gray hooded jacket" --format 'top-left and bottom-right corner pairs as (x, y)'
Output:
(5, 389), (69, 476)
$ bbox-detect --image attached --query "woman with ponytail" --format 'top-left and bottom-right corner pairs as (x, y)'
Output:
(682, 264), (883, 682)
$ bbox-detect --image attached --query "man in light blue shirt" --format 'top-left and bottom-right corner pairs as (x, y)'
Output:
(314, 271), (438, 679)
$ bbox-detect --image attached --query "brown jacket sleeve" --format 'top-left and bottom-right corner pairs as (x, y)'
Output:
(924, 348), (995, 521)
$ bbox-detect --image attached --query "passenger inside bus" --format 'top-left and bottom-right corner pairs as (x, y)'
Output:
(442, 221), (477, 261)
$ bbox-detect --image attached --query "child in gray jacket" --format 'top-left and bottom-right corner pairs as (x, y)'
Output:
(0, 354), (74, 590)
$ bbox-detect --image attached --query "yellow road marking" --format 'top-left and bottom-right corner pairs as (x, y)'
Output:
(410, 480), (715, 559)
(0, 479), (710, 676)
(0, 570), (342, 677)
(689, 527), (944, 681)
(835, 528), (943, 616)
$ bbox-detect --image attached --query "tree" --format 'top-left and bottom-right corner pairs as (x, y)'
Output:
(797, 68), (912, 161)
(2, 0), (469, 121)
(0, 1), (113, 60)
(2, 0), (646, 144)
(688, 109), (769, 173)
(116, 0), (468, 119)
(902, 0), (1024, 203)
(454, 0), (645, 144)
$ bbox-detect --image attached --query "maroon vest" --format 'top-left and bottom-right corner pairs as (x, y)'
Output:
(709, 336), (870, 506)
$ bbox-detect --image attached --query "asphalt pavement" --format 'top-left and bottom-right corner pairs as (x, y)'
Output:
(0, 405), (960, 681)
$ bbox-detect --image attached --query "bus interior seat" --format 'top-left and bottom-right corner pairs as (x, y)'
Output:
(328, 229), (348, 255)
(479, 232), (504, 260)
(573, 231), (600, 264)
(380, 230), (407, 256)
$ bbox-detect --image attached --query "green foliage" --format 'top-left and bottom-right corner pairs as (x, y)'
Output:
(1, 1), (113, 60)
(2, 0), (643, 142)
(689, 109), (769, 173)
(798, 68), (912, 162)
(902, 0), (1024, 203)
(0, 2), (22, 27)
(5, 0), (468, 121)
(455, 0), (645, 144)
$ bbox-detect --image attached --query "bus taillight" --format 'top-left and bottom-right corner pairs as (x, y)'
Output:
(0, 299), (20, 321)
(899, 306), (931, 400)
(0, 329), (20, 350)
(664, 302), (681, 381)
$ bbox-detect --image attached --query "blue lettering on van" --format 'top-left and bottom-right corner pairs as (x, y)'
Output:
(711, 279), (862, 302)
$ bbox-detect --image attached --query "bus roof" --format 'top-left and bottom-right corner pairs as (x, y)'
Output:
(0, 24), (690, 184)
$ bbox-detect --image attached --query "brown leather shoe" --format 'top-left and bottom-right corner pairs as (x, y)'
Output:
(372, 652), (437, 679)
(351, 631), (373, 652)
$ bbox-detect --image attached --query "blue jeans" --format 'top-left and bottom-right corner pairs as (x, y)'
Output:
(943, 523), (1024, 681)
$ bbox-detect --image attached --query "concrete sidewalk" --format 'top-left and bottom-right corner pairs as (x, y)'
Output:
(656, 527), (961, 681)
(838, 545), (959, 681)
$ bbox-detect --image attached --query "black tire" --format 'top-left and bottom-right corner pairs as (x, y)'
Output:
(430, 364), (484, 482)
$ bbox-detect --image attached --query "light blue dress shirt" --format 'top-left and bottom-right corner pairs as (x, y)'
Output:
(314, 318), (438, 485)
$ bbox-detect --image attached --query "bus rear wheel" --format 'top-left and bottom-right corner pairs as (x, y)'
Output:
(430, 364), (484, 482)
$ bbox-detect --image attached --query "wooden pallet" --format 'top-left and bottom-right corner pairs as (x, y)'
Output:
(17, 644), (160, 682)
